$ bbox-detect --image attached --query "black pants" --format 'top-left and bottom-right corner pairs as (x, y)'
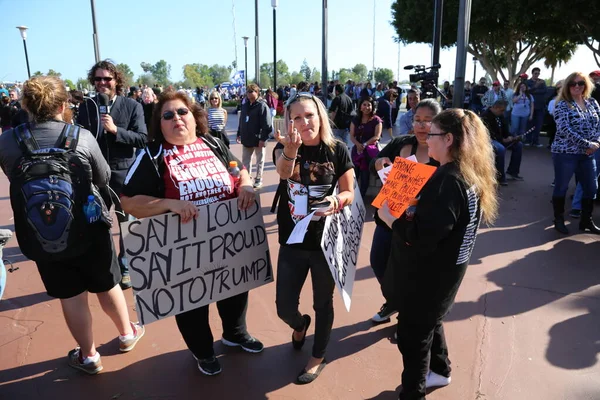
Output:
(175, 292), (249, 359)
(209, 128), (230, 148)
(276, 245), (335, 358)
(397, 316), (451, 400)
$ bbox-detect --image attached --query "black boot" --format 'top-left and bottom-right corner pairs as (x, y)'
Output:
(552, 197), (569, 234)
(579, 199), (600, 234)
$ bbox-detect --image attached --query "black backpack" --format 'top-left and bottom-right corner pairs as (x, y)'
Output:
(9, 123), (110, 262)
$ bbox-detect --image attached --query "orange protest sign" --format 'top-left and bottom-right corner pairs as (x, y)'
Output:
(371, 157), (437, 217)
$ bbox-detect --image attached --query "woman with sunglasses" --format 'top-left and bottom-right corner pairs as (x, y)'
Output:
(207, 90), (230, 147)
(551, 72), (600, 234)
(378, 109), (498, 400)
(368, 99), (441, 324)
(121, 90), (263, 376)
(273, 93), (354, 384)
(350, 96), (382, 198)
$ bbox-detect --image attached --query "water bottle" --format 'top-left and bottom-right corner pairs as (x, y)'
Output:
(229, 161), (241, 194)
(83, 195), (101, 224)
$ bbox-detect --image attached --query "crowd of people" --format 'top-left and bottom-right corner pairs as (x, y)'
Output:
(0, 59), (599, 400)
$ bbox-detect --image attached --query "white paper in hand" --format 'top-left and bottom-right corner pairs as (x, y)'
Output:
(377, 164), (393, 185)
(286, 211), (317, 244)
(405, 155), (418, 162)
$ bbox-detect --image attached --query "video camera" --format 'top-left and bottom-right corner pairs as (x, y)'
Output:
(404, 64), (445, 100)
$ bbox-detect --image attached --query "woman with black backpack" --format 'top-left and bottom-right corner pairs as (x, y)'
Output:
(0, 75), (144, 375)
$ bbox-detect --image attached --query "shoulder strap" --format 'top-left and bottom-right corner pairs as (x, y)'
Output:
(202, 133), (230, 166)
(13, 123), (39, 155)
(57, 124), (81, 151)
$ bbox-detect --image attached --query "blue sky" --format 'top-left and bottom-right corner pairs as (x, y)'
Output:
(1, 0), (598, 85)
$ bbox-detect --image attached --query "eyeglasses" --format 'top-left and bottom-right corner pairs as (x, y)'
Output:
(247, 90), (255, 94)
(413, 121), (432, 127)
(94, 77), (113, 83)
(162, 108), (189, 120)
(426, 132), (446, 140)
(287, 92), (319, 108)
(568, 81), (586, 88)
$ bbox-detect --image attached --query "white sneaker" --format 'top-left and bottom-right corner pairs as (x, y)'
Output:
(371, 303), (397, 323)
(425, 370), (451, 388)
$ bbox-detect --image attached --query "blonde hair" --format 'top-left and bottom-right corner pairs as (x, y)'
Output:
(432, 109), (499, 225)
(556, 72), (594, 103)
(208, 90), (222, 108)
(284, 94), (336, 151)
(22, 76), (68, 121)
(142, 87), (156, 104)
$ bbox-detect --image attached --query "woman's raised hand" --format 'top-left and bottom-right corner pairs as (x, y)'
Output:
(274, 120), (302, 151)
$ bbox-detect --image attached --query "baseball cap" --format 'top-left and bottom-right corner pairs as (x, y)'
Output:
(589, 70), (600, 78)
(492, 81), (500, 86)
(130, 86), (139, 92)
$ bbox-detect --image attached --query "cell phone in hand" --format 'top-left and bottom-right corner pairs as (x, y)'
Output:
(310, 200), (331, 212)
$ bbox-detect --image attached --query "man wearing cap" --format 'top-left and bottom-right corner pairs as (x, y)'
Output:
(470, 78), (488, 115)
(526, 67), (547, 147)
(482, 81), (507, 110)
(590, 71), (600, 103)
(129, 86), (142, 104)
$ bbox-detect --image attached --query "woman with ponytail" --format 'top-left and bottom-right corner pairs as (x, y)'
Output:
(378, 109), (498, 400)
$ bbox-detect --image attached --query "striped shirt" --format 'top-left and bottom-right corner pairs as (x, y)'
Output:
(207, 107), (226, 131)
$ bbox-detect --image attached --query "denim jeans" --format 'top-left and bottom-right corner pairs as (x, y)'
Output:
(553, 153), (598, 199)
(492, 140), (523, 181)
(526, 108), (545, 145)
(276, 245), (335, 358)
(511, 114), (529, 136)
(571, 151), (600, 210)
(333, 128), (350, 147)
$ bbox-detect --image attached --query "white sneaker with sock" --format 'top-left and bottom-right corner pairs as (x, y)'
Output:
(425, 370), (451, 388)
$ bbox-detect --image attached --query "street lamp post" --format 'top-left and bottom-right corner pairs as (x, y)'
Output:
(16, 26), (31, 79)
(90, 0), (101, 63)
(472, 56), (477, 83)
(321, 0), (328, 104)
(254, 0), (260, 87)
(243, 36), (249, 88)
(272, 0), (278, 90)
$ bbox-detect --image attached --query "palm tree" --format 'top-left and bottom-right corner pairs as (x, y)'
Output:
(543, 41), (578, 85)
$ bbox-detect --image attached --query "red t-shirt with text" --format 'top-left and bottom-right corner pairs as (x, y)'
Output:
(162, 137), (237, 206)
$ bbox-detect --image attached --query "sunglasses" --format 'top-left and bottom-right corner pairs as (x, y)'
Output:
(413, 121), (432, 127)
(247, 90), (255, 94)
(568, 81), (586, 88)
(94, 77), (113, 82)
(162, 108), (189, 120)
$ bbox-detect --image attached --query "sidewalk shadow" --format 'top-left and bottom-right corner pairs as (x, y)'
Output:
(447, 239), (600, 322)
(0, 318), (392, 399)
(0, 291), (52, 312)
(546, 292), (600, 370)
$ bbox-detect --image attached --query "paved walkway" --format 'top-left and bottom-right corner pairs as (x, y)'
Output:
(0, 119), (599, 400)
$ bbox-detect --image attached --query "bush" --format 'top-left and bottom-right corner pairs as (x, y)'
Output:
(222, 100), (239, 107)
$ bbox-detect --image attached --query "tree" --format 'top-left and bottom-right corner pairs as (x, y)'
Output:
(311, 68), (321, 84)
(543, 42), (577, 85)
(116, 63), (135, 88)
(352, 64), (369, 82)
(391, 0), (580, 85)
(182, 64), (214, 88)
(209, 64), (232, 86)
(32, 71), (43, 77)
(64, 79), (76, 91)
(76, 78), (91, 90)
(137, 73), (157, 88)
(300, 59), (312, 81)
(555, 0), (600, 67)
(47, 69), (61, 77)
(260, 60), (291, 88)
(290, 71), (305, 85)
(140, 60), (171, 86)
(374, 68), (395, 84)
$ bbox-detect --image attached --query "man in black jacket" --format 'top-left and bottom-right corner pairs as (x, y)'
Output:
(76, 60), (148, 289)
(328, 84), (353, 146)
(590, 70), (600, 104)
(236, 84), (272, 189)
(482, 100), (523, 186)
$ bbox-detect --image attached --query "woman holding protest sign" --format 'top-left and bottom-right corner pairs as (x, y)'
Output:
(121, 90), (263, 376)
(273, 92), (354, 384)
(378, 108), (498, 399)
(368, 99), (441, 324)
